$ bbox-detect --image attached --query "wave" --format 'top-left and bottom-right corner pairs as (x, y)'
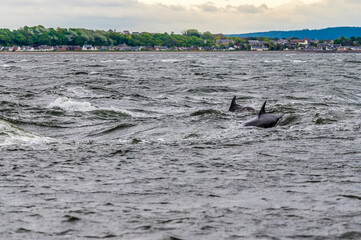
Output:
(338, 231), (361, 239)
(48, 97), (97, 112)
(0, 120), (53, 146)
(5, 59), (31, 63)
(19, 59), (31, 62)
(190, 109), (224, 117)
(314, 117), (337, 125)
(344, 59), (361, 64)
(278, 114), (299, 126)
(2, 64), (22, 70)
(186, 86), (232, 93)
(88, 123), (135, 137)
(161, 59), (180, 63)
(91, 108), (131, 118)
(86, 64), (104, 67)
(290, 60), (307, 63)
(73, 71), (88, 75)
(48, 97), (132, 117)
(67, 87), (96, 98)
(263, 60), (283, 63)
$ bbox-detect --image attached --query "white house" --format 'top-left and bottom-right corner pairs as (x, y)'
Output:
(82, 45), (96, 51)
(38, 45), (54, 51)
(21, 46), (35, 51)
(290, 39), (309, 46)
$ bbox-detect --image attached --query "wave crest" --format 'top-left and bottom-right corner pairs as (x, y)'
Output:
(0, 120), (53, 146)
(48, 97), (96, 112)
(48, 97), (132, 117)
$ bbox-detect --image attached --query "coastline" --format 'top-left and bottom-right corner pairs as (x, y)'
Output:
(1, 50), (361, 55)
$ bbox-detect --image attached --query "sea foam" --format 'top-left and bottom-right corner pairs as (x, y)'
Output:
(48, 97), (96, 112)
(48, 97), (132, 116)
(0, 120), (53, 146)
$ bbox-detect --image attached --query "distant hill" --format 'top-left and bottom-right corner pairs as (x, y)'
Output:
(227, 27), (361, 40)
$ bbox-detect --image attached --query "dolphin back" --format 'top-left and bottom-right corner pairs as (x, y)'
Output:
(244, 101), (283, 128)
(258, 101), (267, 116)
(229, 96), (255, 112)
(229, 96), (238, 112)
(244, 113), (283, 128)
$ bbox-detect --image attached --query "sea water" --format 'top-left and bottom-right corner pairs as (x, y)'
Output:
(1, 52), (361, 239)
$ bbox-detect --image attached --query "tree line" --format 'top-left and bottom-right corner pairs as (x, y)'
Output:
(0, 26), (217, 47)
(333, 36), (361, 46)
(1, 26), (360, 48)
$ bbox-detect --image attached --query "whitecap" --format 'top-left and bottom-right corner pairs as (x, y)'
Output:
(264, 60), (282, 63)
(100, 60), (114, 63)
(291, 60), (307, 63)
(2, 64), (21, 70)
(0, 120), (54, 146)
(48, 97), (133, 116)
(161, 59), (179, 63)
(48, 97), (96, 112)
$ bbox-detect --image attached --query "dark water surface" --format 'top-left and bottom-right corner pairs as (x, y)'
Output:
(1, 52), (361, 239)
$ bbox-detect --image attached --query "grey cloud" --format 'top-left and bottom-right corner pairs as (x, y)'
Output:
(1, 0), (135, 7)
(259, 4), (268, 10)
(195, 2), (219, 12)
(66, 0), (138, 7)
(195, 2), (269, 14)
(234, 4), (269, 14)
(157, 3), (187, 11)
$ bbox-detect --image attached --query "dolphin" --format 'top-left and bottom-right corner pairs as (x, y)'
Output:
(228, 96), (255, 112)
(244, 101), (283, 128)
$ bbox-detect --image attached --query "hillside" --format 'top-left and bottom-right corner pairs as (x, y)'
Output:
(227, 27), (361, 39)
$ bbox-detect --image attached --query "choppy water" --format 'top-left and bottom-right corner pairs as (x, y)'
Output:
(1, 52), (361, 240)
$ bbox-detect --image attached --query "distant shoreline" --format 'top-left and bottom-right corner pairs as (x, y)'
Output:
(1, 50), (361, 55)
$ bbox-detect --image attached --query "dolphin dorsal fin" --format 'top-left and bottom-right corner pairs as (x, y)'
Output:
(229, 96), (237, 111)
(258, 101), (267, 117)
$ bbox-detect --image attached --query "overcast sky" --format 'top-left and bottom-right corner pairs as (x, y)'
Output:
(0, 0), (360, 33)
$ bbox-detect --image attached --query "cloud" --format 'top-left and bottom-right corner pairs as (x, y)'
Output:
(157, 3), (187, 11)
(0, 0), (360, 33)
(231, 4), (268, 14)
(194, 2), (269, 14)
(195, 2), (219, 12)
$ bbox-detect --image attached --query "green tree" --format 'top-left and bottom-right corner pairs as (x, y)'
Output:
(0, 29), (12, 46)
(182, 29), (201, 38)
(201, 31), (213, 40)
(0, 26), (245, 50)
(13, 30), (27, 45)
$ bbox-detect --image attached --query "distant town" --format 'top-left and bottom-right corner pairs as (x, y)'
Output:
(1, 26), (361, 52)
